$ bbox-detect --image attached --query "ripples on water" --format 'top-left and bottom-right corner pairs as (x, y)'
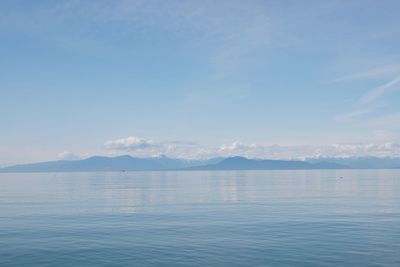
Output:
(0, 170), (399, 266)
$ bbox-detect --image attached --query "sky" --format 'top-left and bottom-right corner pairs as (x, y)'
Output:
(1, 0), (400, 165)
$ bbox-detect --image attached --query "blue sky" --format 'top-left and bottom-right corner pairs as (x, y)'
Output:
(1, 0), (400, 164)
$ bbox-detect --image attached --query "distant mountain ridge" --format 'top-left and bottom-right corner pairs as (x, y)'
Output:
(189, 156), (349, 170)
(1, 155), (400, 173)
(0, 155), (222, 173)
(0, 155), (348, 172)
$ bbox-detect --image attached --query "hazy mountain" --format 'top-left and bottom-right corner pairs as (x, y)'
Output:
(6, 155), (399, 172)
(307, 157), (400, 169)
(0, 155), (224, 173)
(189, 156), (349, 170)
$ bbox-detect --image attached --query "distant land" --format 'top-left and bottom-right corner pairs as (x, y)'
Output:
(1, 155), (400, 173)
(0, 155), (221, 173)
(307, 157), (400, 169)
(189, 156), (349, 170)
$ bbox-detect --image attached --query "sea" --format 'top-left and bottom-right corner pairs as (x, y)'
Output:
(0, 170), (399, 266)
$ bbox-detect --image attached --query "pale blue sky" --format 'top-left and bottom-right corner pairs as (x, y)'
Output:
(1, 0), (400, 164)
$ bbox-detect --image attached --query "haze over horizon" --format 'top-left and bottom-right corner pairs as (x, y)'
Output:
(1, 0), (400, 165)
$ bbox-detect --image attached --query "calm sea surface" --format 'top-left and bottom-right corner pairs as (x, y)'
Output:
(0, 170), (399, 266)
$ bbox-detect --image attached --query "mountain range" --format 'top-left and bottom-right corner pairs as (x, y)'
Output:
(1, 155), (400, 173)
(0, 155), (221, 172)
(189, 156), (348, 170)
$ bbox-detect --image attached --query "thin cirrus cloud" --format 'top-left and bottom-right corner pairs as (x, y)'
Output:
(334, 107), (377, 121)
(2, 1), (273, 68)
(1, 1), (400, 164)
(334, 64), (400, 82)
(361, 75), (400, 104)
(334, 64), (400, 121)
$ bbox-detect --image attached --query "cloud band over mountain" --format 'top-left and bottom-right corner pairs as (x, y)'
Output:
(100, 136), (400, 160)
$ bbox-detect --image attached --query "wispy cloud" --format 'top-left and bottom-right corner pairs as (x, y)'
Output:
(334, 64), (400, 82)
(333, 64), (400, 122)
(0, 0), (277, 103)
(361, 75), (400, 103)
(334, 106), (377, 121)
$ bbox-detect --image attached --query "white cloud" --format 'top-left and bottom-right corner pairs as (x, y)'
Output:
(102, 136), (400, 159)
(57, 151), (82, 160)
(104, 136), (157, 151)
(103, 136), (202, 159)
(216, 142), (400, 159)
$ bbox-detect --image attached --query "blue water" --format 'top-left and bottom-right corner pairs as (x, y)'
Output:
(0, 170), (399, 266)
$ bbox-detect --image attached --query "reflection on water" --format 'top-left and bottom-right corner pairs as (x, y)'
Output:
(0, 170), (400, 266)
(2, 170), (398, 214)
